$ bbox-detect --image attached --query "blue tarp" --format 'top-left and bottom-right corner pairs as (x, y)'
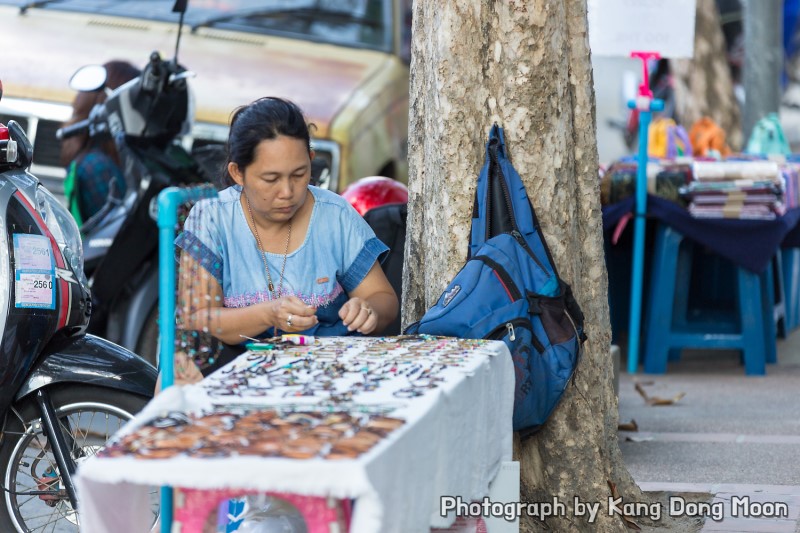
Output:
(602, 195), (800, 273)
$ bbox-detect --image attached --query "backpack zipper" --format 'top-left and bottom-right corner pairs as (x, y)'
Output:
(473, 254), (522, 301)
(509, 229), (550, 274)
(487, 318), (545, 353)
(485, 143), (519, 242)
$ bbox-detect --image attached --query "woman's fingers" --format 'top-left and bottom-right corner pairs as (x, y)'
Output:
(277, 296), (317, 332)
(340, 298), (377, 333)
(339, 298), (361, 330)
(284, 296), (317, 316)
(355, 306), (378, 334)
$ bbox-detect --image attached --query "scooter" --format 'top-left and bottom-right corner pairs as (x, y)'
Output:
(0, 86), (157, 532)
(58, 49), (214, 367)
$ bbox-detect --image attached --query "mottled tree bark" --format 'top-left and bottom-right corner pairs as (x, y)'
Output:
(403, 1), (649, 531)
(672, 0), (743, 150)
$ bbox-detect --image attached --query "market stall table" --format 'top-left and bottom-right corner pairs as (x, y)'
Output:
(75, 335), (515, 533)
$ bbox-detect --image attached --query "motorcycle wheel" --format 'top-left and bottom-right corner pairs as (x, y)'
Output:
(0, 385), (157, 532)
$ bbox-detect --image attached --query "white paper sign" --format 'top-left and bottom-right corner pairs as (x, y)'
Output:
(14, 234), (53, 271)
(15, 272), (55, 309)
(588, 0), (697, 58)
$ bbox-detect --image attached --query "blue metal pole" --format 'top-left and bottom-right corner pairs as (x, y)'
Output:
(157, 185), (217, 533)
(626, 98), (664, 374)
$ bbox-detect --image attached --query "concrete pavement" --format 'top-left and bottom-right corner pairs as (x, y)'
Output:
(618, 334), (800, 532)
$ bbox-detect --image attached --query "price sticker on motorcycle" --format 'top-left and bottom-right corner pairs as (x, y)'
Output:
(13, 234), (53, 271)
(15, 272), (55, 309)
(13, 234), (56, 309)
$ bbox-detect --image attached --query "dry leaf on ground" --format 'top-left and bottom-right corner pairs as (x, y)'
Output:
(607, 480), (642, 530)
(635, 383), (686, 406)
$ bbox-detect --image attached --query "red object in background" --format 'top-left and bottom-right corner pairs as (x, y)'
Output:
(0, 125), (8, 141)
(341, 176), (408, 216)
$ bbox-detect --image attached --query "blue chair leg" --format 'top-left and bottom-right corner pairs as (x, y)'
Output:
(781, 248), (800, 331)
(644, 225), (681, 374)
(737, 267), (768, 375)
(761, 266), (778, 365)
(769, 252), (787, 339)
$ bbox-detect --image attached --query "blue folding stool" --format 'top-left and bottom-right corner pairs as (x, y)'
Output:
(643, 223), (777, 375)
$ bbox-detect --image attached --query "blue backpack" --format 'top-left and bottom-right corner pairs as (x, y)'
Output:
(406, 124), (586, 435)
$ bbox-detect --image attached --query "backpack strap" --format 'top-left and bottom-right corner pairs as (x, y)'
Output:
(469, 124), (512, 258)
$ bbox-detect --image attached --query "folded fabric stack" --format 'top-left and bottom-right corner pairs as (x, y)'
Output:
(781, 163), (799, 209)
(682, 161), (785, 220)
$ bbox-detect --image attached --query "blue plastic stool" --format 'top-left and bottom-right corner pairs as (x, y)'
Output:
(781, 248), (800, 332)
(643, 223), (776, 375)
(767, 249), (787, 339)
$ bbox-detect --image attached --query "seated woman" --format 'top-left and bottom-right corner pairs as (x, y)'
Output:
(174, 97), (399, 379)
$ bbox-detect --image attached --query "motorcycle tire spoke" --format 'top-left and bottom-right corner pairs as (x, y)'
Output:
(3, 393), (148, 532)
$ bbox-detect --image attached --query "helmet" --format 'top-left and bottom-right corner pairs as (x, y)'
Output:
(341, 176), (408, 216)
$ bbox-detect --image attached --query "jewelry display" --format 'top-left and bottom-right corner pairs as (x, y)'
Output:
(101, 335), (497, 462)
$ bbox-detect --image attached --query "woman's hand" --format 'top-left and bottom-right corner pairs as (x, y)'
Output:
(266, 295), (318, 332)
(339, 297), (378, 334)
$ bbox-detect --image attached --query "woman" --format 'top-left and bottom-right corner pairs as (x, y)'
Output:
(174, 97), (399, 376)
(60, 60), (140, 223)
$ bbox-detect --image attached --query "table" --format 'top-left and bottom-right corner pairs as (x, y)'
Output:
(75, 335), (515, 533)
(603, 194), (800, 273)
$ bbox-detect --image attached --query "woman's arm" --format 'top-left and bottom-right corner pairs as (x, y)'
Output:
(178, 253), (317, 344)
(339, 262), (399, 335)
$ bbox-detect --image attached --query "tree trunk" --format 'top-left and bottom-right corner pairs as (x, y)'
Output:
(672, 0), (743, 151)
(404, 1), (647, 531)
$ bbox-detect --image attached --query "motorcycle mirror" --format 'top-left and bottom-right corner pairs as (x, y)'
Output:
(69, 65), (107, 93)
(172, 0), (188, 13)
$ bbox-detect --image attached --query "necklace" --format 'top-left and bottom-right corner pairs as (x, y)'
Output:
(244, 194), (292, 298)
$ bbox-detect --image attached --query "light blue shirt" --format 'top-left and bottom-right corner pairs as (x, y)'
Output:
(175, 185), (388, 336)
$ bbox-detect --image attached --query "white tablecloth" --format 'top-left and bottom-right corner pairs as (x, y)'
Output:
(76, 336), (514, 533)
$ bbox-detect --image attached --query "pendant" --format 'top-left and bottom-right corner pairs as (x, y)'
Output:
(268, 282), (274, 292)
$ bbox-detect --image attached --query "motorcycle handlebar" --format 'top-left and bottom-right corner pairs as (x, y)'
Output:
(55, 119), (90, 140)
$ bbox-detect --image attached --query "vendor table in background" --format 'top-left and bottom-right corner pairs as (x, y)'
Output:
(75, 336), (515, 533)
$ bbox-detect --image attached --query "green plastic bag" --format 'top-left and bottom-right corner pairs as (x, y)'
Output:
(63, 160), (83, 227)
(745, 113), (791, 156)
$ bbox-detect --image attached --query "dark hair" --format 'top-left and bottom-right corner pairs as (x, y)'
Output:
(222, 97), (315, 187)
(59, 60), (141, 167)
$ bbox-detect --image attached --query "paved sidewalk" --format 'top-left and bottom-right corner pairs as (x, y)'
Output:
(618, 333), (800, 532)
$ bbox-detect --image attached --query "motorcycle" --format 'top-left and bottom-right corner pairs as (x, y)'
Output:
(58, 49), (216, 367)
(0, 86), (158, 531)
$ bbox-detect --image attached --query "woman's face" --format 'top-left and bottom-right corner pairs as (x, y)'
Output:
(231, 135), (314, 223)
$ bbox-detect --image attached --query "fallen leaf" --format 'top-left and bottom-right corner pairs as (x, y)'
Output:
(607, 480), (642, 531)
(618, 419), (638, 431)
(634, 383), (649, 401)
(647, 392), (686, 406)
(625, 435), (654, 442)
(635, 383), (686, 406)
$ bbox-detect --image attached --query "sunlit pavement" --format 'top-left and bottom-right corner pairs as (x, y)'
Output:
(618, 333), (800, 532)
